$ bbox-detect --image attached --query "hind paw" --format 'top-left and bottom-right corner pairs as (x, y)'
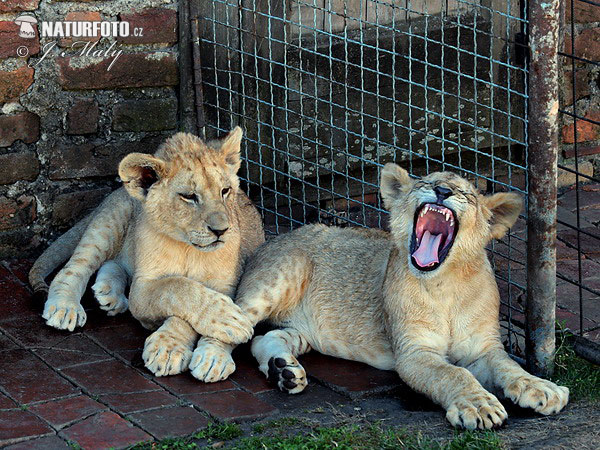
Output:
(267, 356), (307, 394)
(42, 297), (87, 331)
(92, 280), (128, 316)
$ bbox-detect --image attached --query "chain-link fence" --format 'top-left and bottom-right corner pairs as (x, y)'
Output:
(187, 0), (582, 371)
(556, 0), (600, 362)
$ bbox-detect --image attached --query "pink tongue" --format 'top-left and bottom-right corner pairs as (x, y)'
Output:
(412, 230), (442, 267)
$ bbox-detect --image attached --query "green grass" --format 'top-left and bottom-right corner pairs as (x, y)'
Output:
(130, 421), (502, 450)
(230, 424), (502, 450)
(252, 417), (308, 434)
(551, 329), (600, 402)
(129, 422), (242, 450)
(193, 422), (243, 441)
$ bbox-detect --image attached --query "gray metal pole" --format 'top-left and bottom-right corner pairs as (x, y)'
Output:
(526, 0), (560, 377)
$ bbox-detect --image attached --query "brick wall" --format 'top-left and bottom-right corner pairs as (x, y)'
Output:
(560, 0), (600, 182)
(0, 0), (180, 257)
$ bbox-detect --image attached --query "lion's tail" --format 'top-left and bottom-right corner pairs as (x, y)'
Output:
(28, 214), (94, 300)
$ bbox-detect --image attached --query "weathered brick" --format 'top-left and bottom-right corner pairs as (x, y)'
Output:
(0, 195), (35, 231)
(573, 28), (600, 62)
(0, 410), (53, 446)
(0, 112), (40, 147)
(562, 70), (589, 107)
(566, 0), (600, 23)
(59, 412), (151, 449)
(0, 152), (39, 184)
(186, 390), (276, 420)
(29, 396), (106, 430)
(118, 8), (177, 45)
(0, 21), (39, 59)
(563, 144), (600, 159)
(57, 52), (178, 90)
(112, 98), (177, 132)
(0, 66), (34, 103)
(129, 407), (208, 440)
(59, 11), (102, 48)
(66, 99), (98, 135)
(48, 137), (161, 180)
(562, 110), (600, 144)
(0, 349), (78, 404)
(0, 0), (39, 13)
(51, 187), (111, 226)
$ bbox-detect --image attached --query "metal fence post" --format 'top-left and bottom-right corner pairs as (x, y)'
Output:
(526, 0), (560, 377)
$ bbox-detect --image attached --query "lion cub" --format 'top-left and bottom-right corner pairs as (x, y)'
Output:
(29, 129), (264, 379)
(196, 164), (568, 430)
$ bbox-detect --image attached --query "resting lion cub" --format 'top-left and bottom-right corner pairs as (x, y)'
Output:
(197, 164), (568, 429)
(29, 129), (264, 379)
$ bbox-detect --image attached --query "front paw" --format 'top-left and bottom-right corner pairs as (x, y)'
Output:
(196, 297), (254, 345)
(43, 296), (87, 331)
(446, 391), (507, 430)
(143, 330), (193, 377)
(189, 341), (235, 383)
(504, 377), (569, 415)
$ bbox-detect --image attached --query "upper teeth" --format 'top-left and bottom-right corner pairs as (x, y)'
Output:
(421, 205), (453, 224)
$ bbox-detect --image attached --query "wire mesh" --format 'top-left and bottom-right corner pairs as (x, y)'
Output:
(556, 0), (600, 346)
(193, 0), (529, 354)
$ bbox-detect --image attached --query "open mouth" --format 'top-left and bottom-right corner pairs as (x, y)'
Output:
(410, 203), (458, 271)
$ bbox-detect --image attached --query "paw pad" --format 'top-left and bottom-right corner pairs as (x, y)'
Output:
(267, 356), (307, 394)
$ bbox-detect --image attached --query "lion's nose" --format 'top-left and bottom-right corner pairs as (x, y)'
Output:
(434, 186), (453, 201)
(208, 226), (229, 238)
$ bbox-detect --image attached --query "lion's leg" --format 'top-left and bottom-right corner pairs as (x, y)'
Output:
(44, 204), (130, 331)
(251, 328), (312, 394)
(143, 316), (198, 376)
(396, 349), (507, 430)
(92, 260), (129, 316)
(467, 346), (569, 415)
(189, 251), (313, 383)
(129, 277), (253, 345)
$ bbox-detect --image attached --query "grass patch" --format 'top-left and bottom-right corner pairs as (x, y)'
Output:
(130, 420), (503, 449)
(231, 424), (502, 450)
(252, 417), (308, 434)
(193, 422), (243, 441)
(551, 330), (600, 402)
(129, 422), (242, 450)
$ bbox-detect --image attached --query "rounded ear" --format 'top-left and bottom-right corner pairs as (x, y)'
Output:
(221, 126), (243, 173)
(118, 153), (167, 201)
(482, 192), (523, 240)
(380, 163), (413, 207)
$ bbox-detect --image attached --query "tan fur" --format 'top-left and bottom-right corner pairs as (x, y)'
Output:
(195, 163), (568, 429)
(31, 128), (265, 377)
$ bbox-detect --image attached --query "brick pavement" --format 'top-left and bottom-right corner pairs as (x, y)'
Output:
(0, 260), (401, 448)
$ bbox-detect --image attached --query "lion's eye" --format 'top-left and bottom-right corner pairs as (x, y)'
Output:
(222, 187), (231, 197)
(179, 193), (198, 202)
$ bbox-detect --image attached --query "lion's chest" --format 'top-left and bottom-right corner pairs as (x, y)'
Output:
(181, 246), (241, 296)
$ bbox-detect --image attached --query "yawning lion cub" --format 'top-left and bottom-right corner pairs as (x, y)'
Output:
(196, 163), (568, 429)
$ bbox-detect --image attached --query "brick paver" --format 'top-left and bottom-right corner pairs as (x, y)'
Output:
(100, 390), (179, 414)
(0, 409), (53, 446)
(129, 406), (209, 440)
(59, 411), (151, 449)
(29, 395), (106, 429)
(1, 193), (599, 450)
(186, 389), (277, 420)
